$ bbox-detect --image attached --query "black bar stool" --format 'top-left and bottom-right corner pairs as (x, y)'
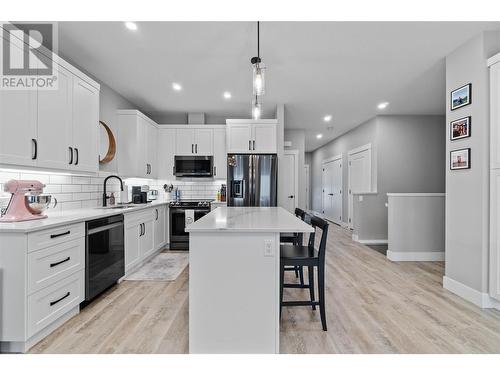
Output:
(280, 207), (307, 284)
(280, 215), (329, 331)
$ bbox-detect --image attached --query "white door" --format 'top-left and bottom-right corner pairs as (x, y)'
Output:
(195, 128), (213, 155)
(279, 151), (298, 213)
(158, 128), (176, 179)
(348, 146), (372, 229)
(37, 64), (73, 170)
(72, 77), (99, 173)
(322, 163), (333, 219)
(0, 88), (37, 167)
(253, 123), (277, 153)
(304, 165), (310, 211)
(213, 128), (227, 179)
(176, 128), (195, 155)
(322, 158), (342, 223)
(227, 124), (252, 153)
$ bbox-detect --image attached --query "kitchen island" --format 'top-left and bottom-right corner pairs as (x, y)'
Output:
(186, 206), (313, 354)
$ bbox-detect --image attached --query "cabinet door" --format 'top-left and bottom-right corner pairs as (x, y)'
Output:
(491, 62), (500, 169)
(140, 218), (155, 258)
(154, 206), (166, 250)
(158, 128), (176, 179)
(37, 64), (73, 170)
(195, 128), (213, 155)
(176, 128), (195, 155)
(253, 123), (277, 153)
(213, 128), (227, 179)
(0, 88), (37, 167)
(125, 222), (141, 273)
(146, 122), (158, 178)
(227, 124), (252, 153)
(136, 119), (148, 178)
(72, 77), (99, 173)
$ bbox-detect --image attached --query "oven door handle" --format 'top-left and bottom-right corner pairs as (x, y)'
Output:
(87, 222), (124, 235)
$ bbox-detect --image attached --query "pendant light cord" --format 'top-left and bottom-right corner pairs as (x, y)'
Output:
(257, 21), (260, 59)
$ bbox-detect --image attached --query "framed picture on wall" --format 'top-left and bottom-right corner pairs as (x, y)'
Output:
(450, 116), (471, 141)
(450, 148), (471, 170)
(450, 83), (472, 110)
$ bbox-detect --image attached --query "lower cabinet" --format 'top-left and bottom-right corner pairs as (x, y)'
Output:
(154, 205), (167, 250)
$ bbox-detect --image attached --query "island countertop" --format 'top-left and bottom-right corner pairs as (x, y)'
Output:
(186, 206), (314, 233)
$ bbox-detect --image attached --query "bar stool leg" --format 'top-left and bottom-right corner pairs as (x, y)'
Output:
(308, 266), (316, 310)
(299, 267), (304, 286)
(318, 264), (327, 331)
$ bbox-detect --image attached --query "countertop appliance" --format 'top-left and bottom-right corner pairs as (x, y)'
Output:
(0, 179), (57, 222)
(169, 200), (212, 250)
(174, 156), (213, 177)
(85, 214), (124, 302)
(227, 154), (277, 207)
(132, 185), (149, 204)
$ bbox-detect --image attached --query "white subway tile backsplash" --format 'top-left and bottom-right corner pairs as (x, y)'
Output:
(55, 193), (74, 203)
(44, 184), (62, 194)
(59, 201), (82, 211)
(19, 173), (50, 184)
(50, 175), (72, 184)
(72, 176), (91, 185)
(73, 192), (91, 201)
(61, 184), (82, 193)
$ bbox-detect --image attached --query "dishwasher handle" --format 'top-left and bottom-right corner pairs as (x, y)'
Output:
(87, 221), (123, 235)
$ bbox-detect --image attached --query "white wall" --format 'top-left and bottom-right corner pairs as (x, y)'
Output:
(445, 31), (500, 294)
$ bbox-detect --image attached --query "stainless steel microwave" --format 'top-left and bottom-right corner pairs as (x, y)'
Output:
(174, 156), (213, 177)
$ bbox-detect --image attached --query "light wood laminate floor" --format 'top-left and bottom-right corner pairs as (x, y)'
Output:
(29, 224), (500, 354)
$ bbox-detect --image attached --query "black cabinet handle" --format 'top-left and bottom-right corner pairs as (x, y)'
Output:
(249, 140), (251, 150)
(74, 148), (79, 165)
(155, 209), (158, 220)
(68, 147), (73, 164)
(32, 139), (37, 160)
(195, 144), (198, 153)
(253, 140), (255, 150)
(50, 230), (70, 239)
(173, 165), (175, 175)
(50, 292), (70, 306)
(143, 223), (146, 235)
(50, 257), (70, 268)
(214, 166), (217, 176)
(139, 223), (143, 236)
(192, 144), (194, 154)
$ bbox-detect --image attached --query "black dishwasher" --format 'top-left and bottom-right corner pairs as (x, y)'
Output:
(85, 214), (124, 302)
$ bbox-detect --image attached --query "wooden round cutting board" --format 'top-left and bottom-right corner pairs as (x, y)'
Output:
(99, 120), (116, 164)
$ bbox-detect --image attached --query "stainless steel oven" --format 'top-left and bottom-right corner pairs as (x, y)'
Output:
(174, 156), (213, 177)
(85, 214), (124, 302)
(169, 201), (211, 250)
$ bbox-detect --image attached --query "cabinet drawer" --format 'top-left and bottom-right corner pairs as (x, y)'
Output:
(28, 238), (85, 294)
(124, 208), (153, 225)
(27, 270), (84, 338)
(28, 222), (85, 252)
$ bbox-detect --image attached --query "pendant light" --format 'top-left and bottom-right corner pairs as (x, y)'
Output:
(252, 95), (262, 120)
(251, 21), (265, 96)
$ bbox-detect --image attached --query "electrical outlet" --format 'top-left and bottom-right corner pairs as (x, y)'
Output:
(264, 240), (274, 257)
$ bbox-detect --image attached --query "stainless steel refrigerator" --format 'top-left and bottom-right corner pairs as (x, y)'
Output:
(227, 154), (278, 207)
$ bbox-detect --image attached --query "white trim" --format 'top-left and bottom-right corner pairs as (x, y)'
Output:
(304, 164), (310, 211)
(347, 143), (372, 156)
(387, 250), (445, 262)
(443, 276), (500, 310)
(226, 119), (277, 124)
(386, 193), (445, 197)
(284, 149), (299, 213)
(487, 52), (500, 67)
(158, 124), (226, 129)
(322, 154), (342, 165)
(352, 234), (387, 245)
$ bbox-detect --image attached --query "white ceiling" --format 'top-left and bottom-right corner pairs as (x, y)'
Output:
(58, 21), (500, 151)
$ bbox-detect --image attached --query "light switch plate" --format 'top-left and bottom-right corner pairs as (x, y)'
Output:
(264, 240), (274, 257)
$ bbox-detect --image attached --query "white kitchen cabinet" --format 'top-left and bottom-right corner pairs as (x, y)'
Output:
(117, 110), (158, 178)
(124, 219), (141, 272)
(213, 128), (227, 179)
(71, 77), (99, 173)
(36, 64), (74, 170)
(154, 205), (167, 250)
(226, 120), (277, 154)
(158, 128), (176, 180)
(176, 128), (213, 155)
(140, 217), (155, 258)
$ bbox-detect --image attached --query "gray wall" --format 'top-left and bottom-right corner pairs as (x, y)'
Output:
(445, 31), (500, 293)
(310, 117), (378, 218)
(284, 129), (306, 208)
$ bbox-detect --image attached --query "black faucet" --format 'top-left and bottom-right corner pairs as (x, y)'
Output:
(103, 175), (124, 207)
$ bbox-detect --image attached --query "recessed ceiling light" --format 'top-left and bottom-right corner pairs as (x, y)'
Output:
(223, 91), (232, 99)
(124, 22), (137, 31)
(316, 134), (323, 139)
(377, 101), (389, 110)
(323, 115), (332, 122)
(172, 83), (182, 91)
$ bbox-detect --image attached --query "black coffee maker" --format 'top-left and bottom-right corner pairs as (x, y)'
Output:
(132, 186), (148, 204)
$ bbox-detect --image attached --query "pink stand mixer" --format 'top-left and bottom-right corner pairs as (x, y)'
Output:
(0, 180), (57, 222)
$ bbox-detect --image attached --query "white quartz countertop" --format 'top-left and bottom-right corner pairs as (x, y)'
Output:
(386, 193), (445, 197)
(186, 207), (314, 233)
(0, 200), (170, 233)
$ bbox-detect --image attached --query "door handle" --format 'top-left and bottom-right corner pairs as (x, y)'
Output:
(288, 195), (294, 199)
(74, 148), (79, 166)
(253, 140), (255, 150)
(143, 223), (146, 235)
(155, 209), (158, 220)
(173, 165), (175, 175)
(249, 140), (251, 151)
(192, 144), (194, 154)
(213, 166), (217, 176)
(195, 144), (198, 153)
(328, 193), (334, 196)
(68, 147), (73, 164)
(32, 139), (37, 160)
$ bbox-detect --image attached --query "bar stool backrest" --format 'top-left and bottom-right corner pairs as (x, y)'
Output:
(308, 216), (329, 262)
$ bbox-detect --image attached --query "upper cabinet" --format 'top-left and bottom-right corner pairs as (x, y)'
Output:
(0, 30), (100, 173)
(213, 128), (227, 179)
(226, 120), (277, 154)
(176, 128), (213, 155)
(158, 128), (176, 180)
(116, 110), (158, 178)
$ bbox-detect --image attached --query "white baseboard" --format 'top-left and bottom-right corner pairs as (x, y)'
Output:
(443, 276), (500, 310)
(352, 234), (388, 245)
(387, 250), (445, 262)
